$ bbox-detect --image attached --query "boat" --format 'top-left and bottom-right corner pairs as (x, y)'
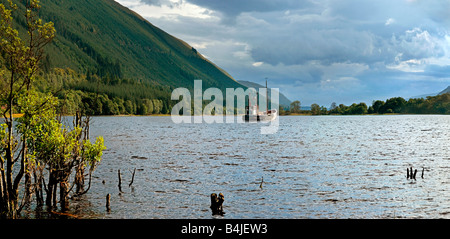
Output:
(243, 80), (278, 122)
(243, 109), (278, 122)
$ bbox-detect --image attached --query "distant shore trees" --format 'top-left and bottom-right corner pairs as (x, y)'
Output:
(281, 93), (450, 115)
(290, 100), (301, 113)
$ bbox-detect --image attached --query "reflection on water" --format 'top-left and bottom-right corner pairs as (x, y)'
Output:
(27, 115), (450, 218)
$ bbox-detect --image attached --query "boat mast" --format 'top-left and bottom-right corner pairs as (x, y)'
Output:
(266, 79), (268, 113)
(248, 92), (250, 115)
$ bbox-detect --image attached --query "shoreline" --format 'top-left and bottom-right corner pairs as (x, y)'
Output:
(3, 113), (25, 118)
(10, 113), (449, 118)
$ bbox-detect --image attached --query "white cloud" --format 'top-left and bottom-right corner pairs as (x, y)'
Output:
(252, 62), (264, 67)
(387, 58), (426, 73)
(387, 27), (448, 73)
(116, 0), (214, 19)
(385, 18), (395, 25)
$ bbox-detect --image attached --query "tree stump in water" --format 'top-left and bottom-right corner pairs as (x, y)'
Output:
(210, 193), (225, 216)
(407, 167), (423, 180)
(106, 194), (111, 212)
(118, 169), (123, 192)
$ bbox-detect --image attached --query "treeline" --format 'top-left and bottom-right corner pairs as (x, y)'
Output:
(34, 68), (173, 115)
(282, 94), (450, 115)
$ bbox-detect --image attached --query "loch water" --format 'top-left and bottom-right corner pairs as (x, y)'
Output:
(39, 115), (450, 219)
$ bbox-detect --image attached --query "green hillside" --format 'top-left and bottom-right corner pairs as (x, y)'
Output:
(11, 0), (242, 91)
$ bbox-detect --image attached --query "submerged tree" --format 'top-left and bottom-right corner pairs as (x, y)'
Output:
(0, 0), (56, 218)
(0, 0), (105, 218)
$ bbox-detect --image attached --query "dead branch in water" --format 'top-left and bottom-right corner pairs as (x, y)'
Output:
(118, 169), (123, 192)
(129, 168), (136, 187)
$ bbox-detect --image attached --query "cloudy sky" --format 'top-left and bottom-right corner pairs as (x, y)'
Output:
(115, 0), (450, 106)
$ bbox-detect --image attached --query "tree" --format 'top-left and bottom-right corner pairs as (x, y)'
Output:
(381, 97), (406, 113)
(372, 100), (384, 114)
(23, 99), (105, 210)
(290, 100), (301, 114)
(320, 106), (328, 115)
(142, 99), (153, 115)
(349, 102), (368, 115)
(124, 99), (134, 114)
(1, 0), (105, 218)
(0, 0), (55, 218)
(311, 103), (321, 115)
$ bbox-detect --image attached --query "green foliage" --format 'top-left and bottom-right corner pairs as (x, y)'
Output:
(310, 94), (450, 116)
(290, 100), (301, 113)
(371, 100), (384, 114)
(1, 0), (58, 218)
(0, 123), (6, 152)
(367, 94), (450, 115)
(311, 103), (321, 115)
(82, 136), (106, 169)
(1, 0), (105, 217)
(29, 67), (174, 116)
(379, 97), (406, 114)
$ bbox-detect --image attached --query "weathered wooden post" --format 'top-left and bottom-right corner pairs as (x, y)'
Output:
(217, 193), (224, 213)
(210, 193), (225, 216)
(118, 169), (122, 192)
(106, 193), (111, 212)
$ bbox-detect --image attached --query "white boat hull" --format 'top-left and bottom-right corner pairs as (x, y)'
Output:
(243, 109), (277, 122)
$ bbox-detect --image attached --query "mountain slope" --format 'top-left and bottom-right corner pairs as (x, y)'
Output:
(439, 86), (450, 95)
(411, 86), (450, 99)
(12, 0), (242, 90)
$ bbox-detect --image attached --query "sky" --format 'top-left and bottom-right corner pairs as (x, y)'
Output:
(115, 0), (450, 107)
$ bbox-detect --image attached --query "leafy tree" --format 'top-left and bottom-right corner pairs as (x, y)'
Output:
(311, 103), (321, 115)
(290, 100), (301, 114)
(142, 99), (153, 115)
(380, 97), (406, 114)
(372, 100), (384, 114)
(124, 99), (135, 114)
(0, 0), (55, 218)
(320, 106), (328, 115)
(347, 102), (368, 115)
(1, 1), (105, 218)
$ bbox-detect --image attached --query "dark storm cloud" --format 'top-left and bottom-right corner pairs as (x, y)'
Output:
(117, 0), (450, 105)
